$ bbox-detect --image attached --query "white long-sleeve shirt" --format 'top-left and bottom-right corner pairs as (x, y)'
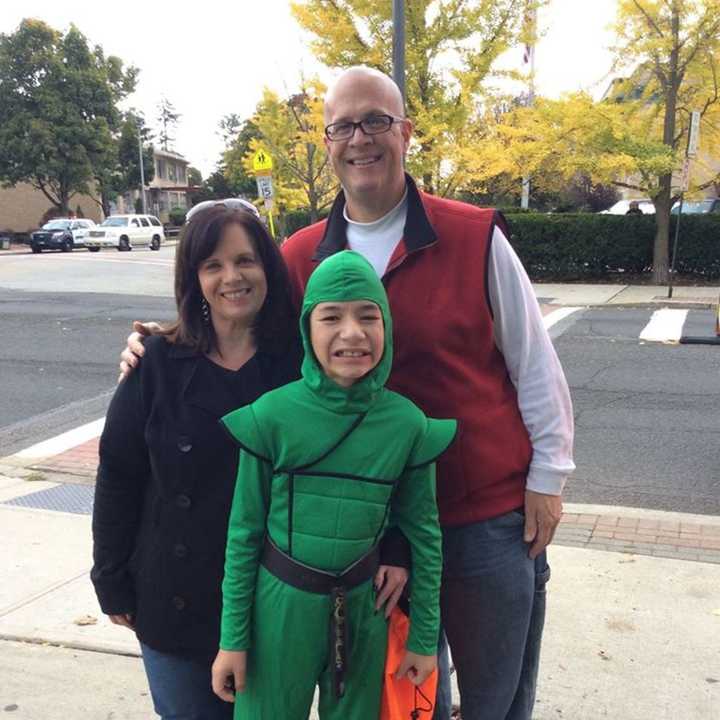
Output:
(347, 206), (575, 496)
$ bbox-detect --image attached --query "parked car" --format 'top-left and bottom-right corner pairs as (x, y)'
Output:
(85, 215), (165, 252)
(30, 218), (96, 253)
(599, 200), (656, 215)
(671, 198), (720, 215)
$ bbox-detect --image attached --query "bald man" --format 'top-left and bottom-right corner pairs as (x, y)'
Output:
(121, 67), (574, 720)
(281, 67), (575, 720)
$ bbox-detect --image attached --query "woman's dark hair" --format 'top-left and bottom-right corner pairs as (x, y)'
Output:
(162, 206), (296, 355)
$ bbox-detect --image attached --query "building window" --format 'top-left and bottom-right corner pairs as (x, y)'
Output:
(169, 163), (177, 182)
(178, 166), (186, 184)
(156, 158), (166, 179)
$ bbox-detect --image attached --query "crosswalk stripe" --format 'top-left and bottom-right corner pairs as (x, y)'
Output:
(639, 308), (688, 344)
(543, 306), (583, 329)
(14, 418), (105, 459)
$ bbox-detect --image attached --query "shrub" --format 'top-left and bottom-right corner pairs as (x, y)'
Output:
(503, 213), (720, 280)
(168, 206), (187, 226)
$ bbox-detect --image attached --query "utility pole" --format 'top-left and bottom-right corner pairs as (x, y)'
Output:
(392, 0), (405, 104)
(668, 110), (700, 299)
(138, 125), (147, 214)
(521, 3), (537, 209)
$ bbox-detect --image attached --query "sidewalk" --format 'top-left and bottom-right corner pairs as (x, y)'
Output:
(534, 281), (720, 309)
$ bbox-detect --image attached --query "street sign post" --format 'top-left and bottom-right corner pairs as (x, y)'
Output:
(251, 149), (275, 238)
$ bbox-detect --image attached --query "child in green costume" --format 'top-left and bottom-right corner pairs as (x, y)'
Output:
(211, 250), (456, 720)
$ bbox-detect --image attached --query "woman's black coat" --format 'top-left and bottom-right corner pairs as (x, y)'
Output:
(91, 336), (300, 657)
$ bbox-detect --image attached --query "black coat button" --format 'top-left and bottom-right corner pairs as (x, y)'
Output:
(174, 543), (188, 559)
(172, 596), (186, 611)
(177, 436), (193, 452)
(176, 494), (191, 509)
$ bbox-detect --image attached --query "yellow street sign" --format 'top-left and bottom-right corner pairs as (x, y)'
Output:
(252, 149), (273, 174)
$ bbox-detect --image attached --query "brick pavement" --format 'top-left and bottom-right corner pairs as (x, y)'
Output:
(555, 512), (720, 564)
(30, 437), (99, 479)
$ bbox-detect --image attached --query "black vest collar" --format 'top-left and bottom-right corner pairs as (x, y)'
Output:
(312, 173), (437, 262)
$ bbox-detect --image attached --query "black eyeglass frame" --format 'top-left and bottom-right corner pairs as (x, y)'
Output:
(324, 114), (407, 142)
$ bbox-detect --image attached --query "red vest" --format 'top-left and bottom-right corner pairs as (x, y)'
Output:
(282, 179), (532, 526)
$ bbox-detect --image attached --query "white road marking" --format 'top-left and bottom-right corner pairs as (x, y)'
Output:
(5, 254), (172, 266)
(639, 308), (688, 344)
(14, 418), (105, 459)
(543, 306), (583, 329)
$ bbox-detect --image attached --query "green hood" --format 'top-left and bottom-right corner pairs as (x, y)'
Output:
(300, 251), (393, 410)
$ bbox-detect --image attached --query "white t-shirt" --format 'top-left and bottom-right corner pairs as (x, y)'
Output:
(345, 190), (408, 277)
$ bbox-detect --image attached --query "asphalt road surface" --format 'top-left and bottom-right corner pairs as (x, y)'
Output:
(1, 246), (718, 515)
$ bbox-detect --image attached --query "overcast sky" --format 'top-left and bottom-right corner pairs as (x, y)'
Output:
(1, 0), (619, 177)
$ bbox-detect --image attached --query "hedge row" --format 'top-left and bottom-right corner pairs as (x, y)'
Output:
(503, 213), (720, 280)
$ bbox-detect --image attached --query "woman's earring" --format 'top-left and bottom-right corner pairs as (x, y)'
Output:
(201, 297), (210, 324)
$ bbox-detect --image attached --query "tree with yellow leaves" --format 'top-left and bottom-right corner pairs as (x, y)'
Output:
(291, 0), (543, 196)
(472, 1), (720, 282)
(224, 79), (337, 234)
(609, 0), (720, 282)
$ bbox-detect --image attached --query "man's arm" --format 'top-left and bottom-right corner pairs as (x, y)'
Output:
(487, 225), (575, 558)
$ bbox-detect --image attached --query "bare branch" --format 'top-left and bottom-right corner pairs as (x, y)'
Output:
(612, 180), (648, 192)
(632, 0), (665, 38)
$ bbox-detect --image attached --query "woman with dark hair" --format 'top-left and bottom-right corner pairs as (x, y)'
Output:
(91, 205), (301, 720)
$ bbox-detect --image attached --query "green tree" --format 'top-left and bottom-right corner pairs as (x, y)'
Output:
(222, 117), (263, 198)
(187, 166), (203, 187)
(0, 19), (137, 214)
(291, 0), (543, 195)
(92, 111), (155, 216)
(157, 97), (181, 151)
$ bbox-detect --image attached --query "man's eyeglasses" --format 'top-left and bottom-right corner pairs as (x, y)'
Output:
(186, 198), (260, 224)
(324, 114), (406, 142)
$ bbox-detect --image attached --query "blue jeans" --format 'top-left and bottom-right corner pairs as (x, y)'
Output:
(432, 510), (551, 720)
(140, 643), (233, 720)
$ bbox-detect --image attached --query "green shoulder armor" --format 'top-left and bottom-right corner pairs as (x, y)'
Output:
(408, 416), (458, 468)
(220, 404), (271, 462)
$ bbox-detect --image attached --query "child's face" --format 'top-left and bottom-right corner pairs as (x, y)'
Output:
(309, 300), (384, 387)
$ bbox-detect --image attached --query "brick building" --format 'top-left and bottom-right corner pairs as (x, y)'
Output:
(0, 184), (102, 235)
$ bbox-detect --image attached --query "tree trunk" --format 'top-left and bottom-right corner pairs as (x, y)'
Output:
(60, 190), (70, 216)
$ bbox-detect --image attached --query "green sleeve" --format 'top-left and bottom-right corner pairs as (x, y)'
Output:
(219, 447), (272, 651)
(389, 462), (442, 656)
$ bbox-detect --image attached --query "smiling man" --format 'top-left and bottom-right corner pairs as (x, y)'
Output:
(281, 67), (575, 720)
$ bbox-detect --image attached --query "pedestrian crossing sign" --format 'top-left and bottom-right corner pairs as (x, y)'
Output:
(252, 149), (273, 174)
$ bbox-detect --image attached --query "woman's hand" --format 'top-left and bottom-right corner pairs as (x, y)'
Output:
(118, 321), (162, 382)
(395, 651), (437, 686)
(108, 613), (135, 630)
(374, 565), (409, 618)
(211, 649), (247, 702)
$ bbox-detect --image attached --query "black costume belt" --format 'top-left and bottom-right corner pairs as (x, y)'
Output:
(261, 537), (380, 699)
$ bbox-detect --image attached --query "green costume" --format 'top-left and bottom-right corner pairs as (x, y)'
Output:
(220, 251), (456, 720)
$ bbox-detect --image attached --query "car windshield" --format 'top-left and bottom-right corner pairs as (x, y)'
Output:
(681, 200), (714, 214)
(42, 220), (71, 230)
(101, 217), (128, 227)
